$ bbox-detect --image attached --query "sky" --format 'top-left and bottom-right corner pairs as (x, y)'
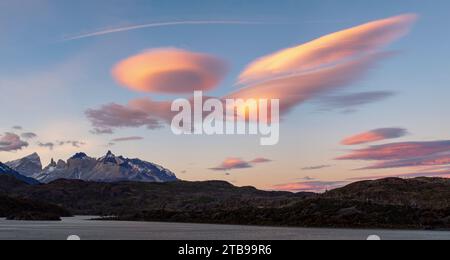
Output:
(1, 0), (450, 192)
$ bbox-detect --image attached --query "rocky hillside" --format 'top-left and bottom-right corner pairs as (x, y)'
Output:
(8, 178), (310, 215)
(0, 194), (71, 221)
(109, 198), (450, 229)
(324, 177), (450, 209)
(101, 177), (450, 229)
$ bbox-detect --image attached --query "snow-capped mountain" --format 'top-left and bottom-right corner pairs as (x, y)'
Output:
(34, 151), (177, 183)
(0, 162), (40, 185)
(6, 153), (42, 177)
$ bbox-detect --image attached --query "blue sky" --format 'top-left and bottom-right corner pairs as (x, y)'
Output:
(1, 0), (450, 191)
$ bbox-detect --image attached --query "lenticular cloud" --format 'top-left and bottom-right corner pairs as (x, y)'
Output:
(230, 14), (417, 115)
(112, 48), (228, 94)
(238, 14), (417, 86)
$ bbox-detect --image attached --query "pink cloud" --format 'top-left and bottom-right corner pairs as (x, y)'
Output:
(210, 158), (252, 171)
(0, 132), (29, 152)
(112, 48), (228, 94)
(341, 128), (408, 145)
(85, 100), (171, 134)
(86, 96), (224, 134)
(337, 140), (450, 172)
(229, 52), (391, 115)
(361, 153), (450, 170)
(210, 157), (272, 171)
(337, 140), (450, 161)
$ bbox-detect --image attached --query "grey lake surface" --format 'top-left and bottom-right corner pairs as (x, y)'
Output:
(0, 216), (449, 240)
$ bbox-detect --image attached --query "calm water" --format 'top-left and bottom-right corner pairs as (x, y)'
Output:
(0, 216), (448, 240)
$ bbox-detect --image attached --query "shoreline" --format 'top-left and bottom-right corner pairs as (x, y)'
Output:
(85, 216), (450, 232)
(1, 216), (449, 240)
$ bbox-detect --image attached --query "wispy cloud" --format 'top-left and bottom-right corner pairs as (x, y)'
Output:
(111, 136), (144, 142)
(37, 142), (55, 150)
(302, 165), (332, 171)
(58, 140), (86, 148)
(341, 128), (408, 145)
(38, 140), (86, 150)
(316, 91), (396, 112)
(21, 132), (38, 140)
(63, 20), (265, 41)
(250, 158), (272, 163)
(91, 128), (114, 135)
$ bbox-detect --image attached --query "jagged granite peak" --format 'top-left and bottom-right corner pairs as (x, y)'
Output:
(56, 159), (66, 168)
(34, 151), (177, 184)
(98, 150), (122, 164)
(6, 153), (43, 177)
(27, 152), (40, 161)
(49, 159), (57, 168)
(42, 158), (58, 174)
(70, 152), (89, 160)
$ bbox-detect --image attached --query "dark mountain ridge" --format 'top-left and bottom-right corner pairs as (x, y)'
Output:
(6, 178), (311, 215)
(0, 162), (40, 185)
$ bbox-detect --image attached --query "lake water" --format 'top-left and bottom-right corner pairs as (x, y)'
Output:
(0, 216), (448, 240)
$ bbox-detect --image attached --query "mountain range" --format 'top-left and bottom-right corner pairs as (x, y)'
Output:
(4, 151), (177, 184)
